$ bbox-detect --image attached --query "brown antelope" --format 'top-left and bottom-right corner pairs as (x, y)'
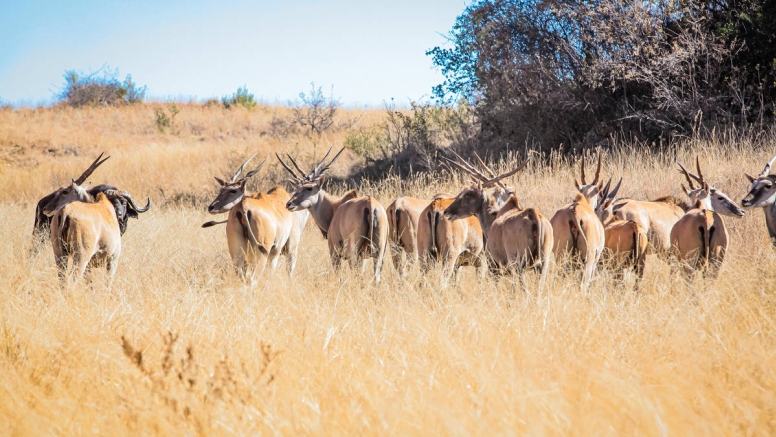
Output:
(594, 179), (649, 282)
(417, 196), (485, 281)
(443, 157), (553, 291)
(669, 159), (744, 279)
(43, 185), (150, 283)
(33, 153), (114, 247)
(613, 158), (744, 258)
(202, 155), (309, 278)
(742, 155), (776, 244)
(386, 196), (431, 276)
(550, 152), (606, 288)
(277, 147), (389, 282)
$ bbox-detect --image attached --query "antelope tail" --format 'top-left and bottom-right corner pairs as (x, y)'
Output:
(56, 214), (71, 256)
(698, 218), (715, 270)
(241, 210), (267, 256)
(428, 210), (439, 259)
(364, 204), (380, 257)
(394, 208), (401, 247)
(201, 219), (228, 228)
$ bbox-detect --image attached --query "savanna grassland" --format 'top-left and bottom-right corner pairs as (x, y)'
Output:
(1, 104), (776, 435)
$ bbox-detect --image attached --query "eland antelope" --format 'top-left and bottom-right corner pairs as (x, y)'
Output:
(550, 151), (606, 288)
(443, 156), (552, 291)
(34, 153), (114, 247)
(416, 196), (485, 281)
(277, 147), (389, 282)
(386, 196), (431, 276)
(742, 155), (776, 244)
(611, 157), (743, 260)
(669, 159), (744, 279)
(44, 186), (150, 283)
(202, 155), (309, 278)
(594, 179), (649, 282)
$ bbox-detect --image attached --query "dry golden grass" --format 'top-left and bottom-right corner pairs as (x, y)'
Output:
(2, 106), (776, 435)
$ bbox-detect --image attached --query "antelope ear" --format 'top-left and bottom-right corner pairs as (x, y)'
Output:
(574, 180), (581, 191)
(317, 176), (326, 187)
(214, 176), (227, 186)
(745, 173), (755, 183)
(703, 181), (710, 192)
(682, 184), (691, 196)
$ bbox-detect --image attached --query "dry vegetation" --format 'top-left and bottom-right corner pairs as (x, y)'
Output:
(2, 105), (776, 435)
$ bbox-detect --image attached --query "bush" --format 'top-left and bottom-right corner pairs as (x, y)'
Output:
(221, 86), (257, 109)
(154, 103), (181, 134)
(292, 82), (340, 135)
(344, 127), (389, 161)
(428, 0), (776, 153)
(58, 66), (146, 107)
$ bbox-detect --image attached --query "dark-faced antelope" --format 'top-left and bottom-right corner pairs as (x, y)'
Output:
(44, 186), (150, 283)
(550, 152), (606, 288)
(742, 155), (776, 244)
(277, 148), (389, 282)
(33, 153), (114, 247)
(443, 157), (552, 291)
(595, 179), (649, 282)
(669, 159), (744, 279)
(202, 155), (309, 279)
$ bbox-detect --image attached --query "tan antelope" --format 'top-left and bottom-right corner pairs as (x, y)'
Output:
(387, 152), (513, 277)
(742, 155), (776, 244)
(386, 196), (431, 276)
(43, 184), (150, 283)
(550, 151), (606, 288)
(613, 157), (744, 258)
(416, 196), (485, 281)
(277, 147), (389, 282)
(443, 156), (553, 291)
(202, 155), (309, 279)
(669, 159), (744, 279)
(33, 153), (114, 247)
(594, 179), (649, 282)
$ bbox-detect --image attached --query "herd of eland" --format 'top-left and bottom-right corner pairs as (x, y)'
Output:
(34, 148), (776, 289)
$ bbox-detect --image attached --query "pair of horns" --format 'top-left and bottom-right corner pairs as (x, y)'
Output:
(227, 154), (268, 184)
(104, 189), (151, 213)
(579, 150), (602, 186)
(677, 156), (706, 190)
(74, 152), (110, 185)
(276, 147), (345, 183)
(441, 150), (529, 188)
(599, 177), (622, 205)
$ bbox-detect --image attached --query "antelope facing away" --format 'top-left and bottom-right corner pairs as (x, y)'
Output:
(416, 195), (485, 282)
(669, 159), (744, 279)
(594, 178), (649, 282)
(444, 156), (553, 291)
(550, 151), (606, 288)
(33, 153), (114, 247)
(742, 155), (776, 244)
(43, 184), (150, 284)
(277, 148), (389, 283)
(203, 154), (309, 279)
(386, 196), (431, 276)
(613, 157), (744, 259)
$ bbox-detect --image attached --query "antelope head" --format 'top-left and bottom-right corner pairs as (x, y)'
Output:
(40, 152), (110, 217)
(276, 147), (345, 211)
(104, 189), (152, 235)
(594, 177), (622, 224)
(574, 150), (605, 209)
(443, 155), (530, 221)
(678, 157), (745, 217)
(42, 179), (93, 216)
(207, 154), (267, 214)
(742, 155), (776, 209)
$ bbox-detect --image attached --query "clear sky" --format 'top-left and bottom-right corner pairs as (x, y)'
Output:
(0, 0), (465, 107)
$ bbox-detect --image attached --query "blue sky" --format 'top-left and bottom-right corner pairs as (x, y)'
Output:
(0, 0), (464, 107)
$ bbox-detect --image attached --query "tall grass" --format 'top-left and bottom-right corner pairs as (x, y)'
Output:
(1, 106), (776, 435)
